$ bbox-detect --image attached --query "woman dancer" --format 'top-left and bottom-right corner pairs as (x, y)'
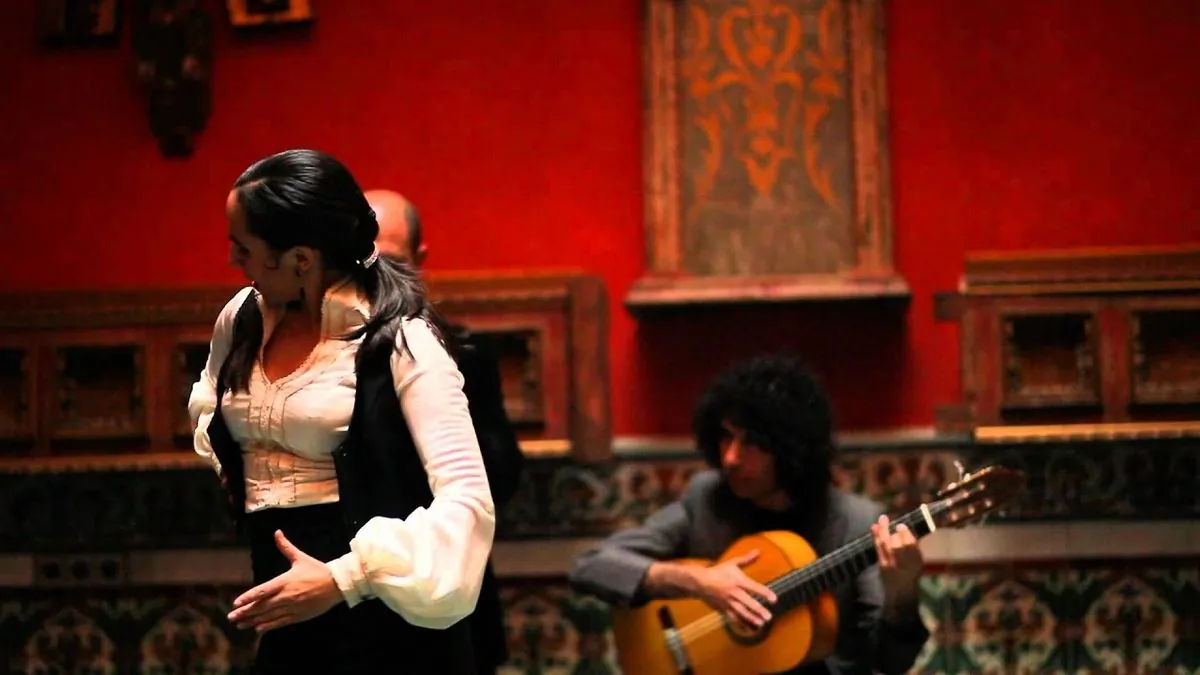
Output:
(188, 148), (494, 673)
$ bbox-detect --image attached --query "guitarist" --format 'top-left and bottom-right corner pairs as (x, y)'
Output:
(568, 353), (930, 674)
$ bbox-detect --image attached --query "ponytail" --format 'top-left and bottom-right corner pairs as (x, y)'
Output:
(348, 255), (450, 365)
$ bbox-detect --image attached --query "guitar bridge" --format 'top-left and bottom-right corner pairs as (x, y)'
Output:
(656, 605), (694, 674)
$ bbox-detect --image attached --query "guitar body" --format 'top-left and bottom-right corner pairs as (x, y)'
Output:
(611, 530), (839, 675)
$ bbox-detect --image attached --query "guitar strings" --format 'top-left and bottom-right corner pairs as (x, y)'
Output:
(672, 532), (875, 643)
(673, 509), (931, 644)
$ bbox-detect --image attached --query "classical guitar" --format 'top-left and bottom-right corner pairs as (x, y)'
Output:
(611, 464), (1025, 675)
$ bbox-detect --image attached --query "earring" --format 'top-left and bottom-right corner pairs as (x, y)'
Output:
(295, 266), (306, 303)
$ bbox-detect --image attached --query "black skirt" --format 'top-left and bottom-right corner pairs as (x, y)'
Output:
(244, 503), (477, 675)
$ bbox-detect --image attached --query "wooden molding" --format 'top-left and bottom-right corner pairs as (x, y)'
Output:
(629, 0), (907, 312)
(960, 244), (1200, 296)
(0, 287), (235, 330)
(626, 274), (910, 312)
(974, 421), (1200, 444)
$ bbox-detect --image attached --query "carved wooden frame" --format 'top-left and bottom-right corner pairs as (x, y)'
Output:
(0, 339), (37, 442)
(0, 270), (611, 468)
(1126, 298), (1200, 407)
(628, 0), (908, 312)
(995, 304), (1103, 414)
(936, 245), (1200, 436)
(48, 331), (149, 442)
(425, 271), (611, 463)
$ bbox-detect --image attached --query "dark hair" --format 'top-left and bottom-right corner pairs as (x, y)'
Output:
(221, 148), (445, 393)
(403, 201), (423, 255)
(692, 352), (836, 509)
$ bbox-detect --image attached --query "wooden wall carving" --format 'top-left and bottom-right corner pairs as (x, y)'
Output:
(935, 246), (1200, 442)
(0, 271), (611, 466)
(628, 0), (908, 312)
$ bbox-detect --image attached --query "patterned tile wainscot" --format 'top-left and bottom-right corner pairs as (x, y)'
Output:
(2, 559), (1197, 674)
(2, 435), (1196, 553)
(2, 433), (1198, 673)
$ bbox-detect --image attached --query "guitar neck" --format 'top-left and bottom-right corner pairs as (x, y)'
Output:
(768, 505), (938, 613)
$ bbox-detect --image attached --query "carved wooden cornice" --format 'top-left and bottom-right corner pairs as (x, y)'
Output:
(961, 245), (1200, 296)
(0, 287), (237, 330)
(0, 270), (594, 330)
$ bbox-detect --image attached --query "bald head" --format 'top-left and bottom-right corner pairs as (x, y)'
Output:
(365, 189), (426, 268)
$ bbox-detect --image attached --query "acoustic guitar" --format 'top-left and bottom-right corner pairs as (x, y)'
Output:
(610, 464), (1024, 675)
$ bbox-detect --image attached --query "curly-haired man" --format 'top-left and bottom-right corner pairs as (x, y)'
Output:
(569, 353), (929, 674)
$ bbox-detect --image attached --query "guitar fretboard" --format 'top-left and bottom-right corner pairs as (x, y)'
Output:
(766, 502), (945, 614)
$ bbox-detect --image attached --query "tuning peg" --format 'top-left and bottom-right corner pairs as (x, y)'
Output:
(953, 460), (971, 482)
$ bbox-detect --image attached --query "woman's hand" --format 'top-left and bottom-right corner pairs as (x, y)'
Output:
(227, 530), (344, 633)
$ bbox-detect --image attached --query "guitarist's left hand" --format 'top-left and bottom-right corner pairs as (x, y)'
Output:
(871, 515), (923, 620)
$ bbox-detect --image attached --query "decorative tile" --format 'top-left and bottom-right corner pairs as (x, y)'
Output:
(833, 449), (965, 515)
(19, 606), (119, 674)
(959, 440), (1200, 521)
(916, 562), (1200, 675)
(2, 437), (1197, 554)
(6, 561), (1194, 674)
(0, 469), (241, 554)
(500, 585), (616, 675)
(502, 439), (1198, 539)
(508, 562), (1200, 675)
(0, 587), (256, 674)
(496, 457), (707, 539)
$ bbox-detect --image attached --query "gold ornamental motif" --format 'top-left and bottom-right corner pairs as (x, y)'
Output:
(681, 0), (845, 211)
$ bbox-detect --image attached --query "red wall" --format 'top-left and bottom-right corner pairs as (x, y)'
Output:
(2, 0), (1198, 436)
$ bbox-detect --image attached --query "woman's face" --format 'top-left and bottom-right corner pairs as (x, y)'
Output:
(225, 190), (299, 306)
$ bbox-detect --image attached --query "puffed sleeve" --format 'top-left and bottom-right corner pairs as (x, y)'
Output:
(325, 318), (497, 629)
(187, 286), (255, 477)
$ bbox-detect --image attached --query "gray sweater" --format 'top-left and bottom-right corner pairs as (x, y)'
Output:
(568, 469), (930, 675)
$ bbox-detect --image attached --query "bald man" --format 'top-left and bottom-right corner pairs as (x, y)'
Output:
(366, 189), (524, 675)
(367, 189), (427, 267)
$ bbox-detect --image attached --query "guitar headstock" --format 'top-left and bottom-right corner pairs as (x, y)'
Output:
(930, 464), (1025, 529)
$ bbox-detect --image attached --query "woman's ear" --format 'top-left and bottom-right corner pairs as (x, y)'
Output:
(288, 246), (318, 276)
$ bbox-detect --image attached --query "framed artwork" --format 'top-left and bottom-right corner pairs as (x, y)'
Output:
(37, 0), (123, 47)
(627, 0), (908, 312)
(226, 0), (313, 29)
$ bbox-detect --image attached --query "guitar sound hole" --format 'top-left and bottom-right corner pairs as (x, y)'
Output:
(722, 615), (773, 646)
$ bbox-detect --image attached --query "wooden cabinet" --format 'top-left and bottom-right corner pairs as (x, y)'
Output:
(0, 271), (610, 465)
(935, 246), (1200, 439)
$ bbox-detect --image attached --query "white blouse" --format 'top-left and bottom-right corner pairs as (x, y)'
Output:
(187, 281), (495, 630)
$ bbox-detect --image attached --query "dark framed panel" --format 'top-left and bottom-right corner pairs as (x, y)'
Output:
(629, 0), (908, 312)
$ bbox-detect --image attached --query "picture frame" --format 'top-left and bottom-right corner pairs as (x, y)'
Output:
(627, 0), (909, 312)
(226, 0), (313, 29)
(37, 0), (123, 47)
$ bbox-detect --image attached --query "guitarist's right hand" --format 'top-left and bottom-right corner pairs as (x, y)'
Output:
(693, 550), (777, 628)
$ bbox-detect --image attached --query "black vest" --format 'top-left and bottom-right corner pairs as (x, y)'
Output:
(206, 294), (476, 672)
